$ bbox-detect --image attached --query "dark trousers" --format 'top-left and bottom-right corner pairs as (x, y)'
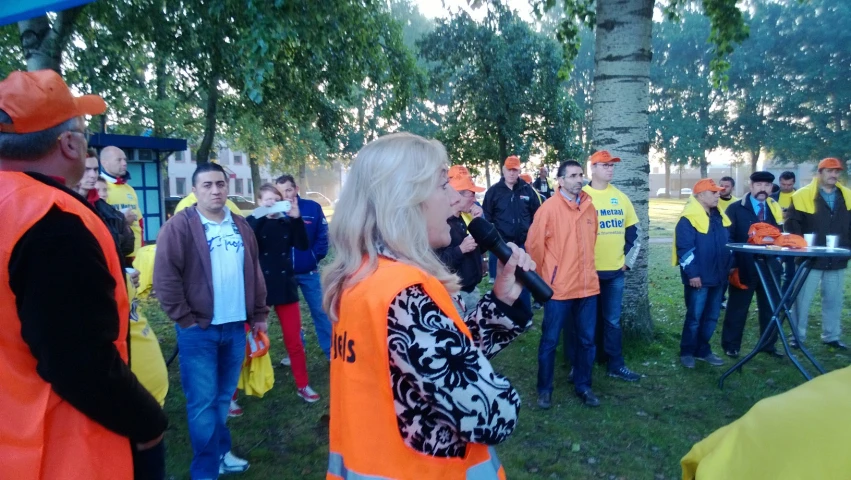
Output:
(591, 272), (626, 371)
(538, 296), (597, 395)
(681, 285), (724, 357)
(721, 282), (777, 352)
(133, 440), (166, 480)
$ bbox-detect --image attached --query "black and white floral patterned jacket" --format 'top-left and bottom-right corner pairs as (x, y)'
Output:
(382, 246), (533, 458)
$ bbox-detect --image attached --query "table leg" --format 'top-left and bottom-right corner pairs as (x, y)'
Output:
(719, 256), (823, 388)
(772, 260), (825, 375)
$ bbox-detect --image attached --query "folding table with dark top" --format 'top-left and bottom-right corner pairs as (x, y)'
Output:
(719, 243), (851, 388)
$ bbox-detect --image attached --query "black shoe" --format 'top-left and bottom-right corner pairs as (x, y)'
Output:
(724, 349), (740, 358)
(761, 348), (785, 358)
(789, 339), (800, 349)
(567, 367), (574, 384)
(824, 340), (848, 350)
(607, 366), (641, 382)
(537, 392), (552, 409)
(578, 390), (600, 408)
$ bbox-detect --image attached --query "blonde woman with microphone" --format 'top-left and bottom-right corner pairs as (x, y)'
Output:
(322, 133), (534, 479)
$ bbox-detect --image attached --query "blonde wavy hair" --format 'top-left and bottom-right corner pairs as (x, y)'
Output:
(321, 132), (460, 323)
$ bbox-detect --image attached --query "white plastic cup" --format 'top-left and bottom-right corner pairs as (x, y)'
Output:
(826, 235), (839, 249)
(804, 233), (815, 246)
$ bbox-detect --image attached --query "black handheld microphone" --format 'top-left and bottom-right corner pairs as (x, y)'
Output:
(467, 217), (554, 303)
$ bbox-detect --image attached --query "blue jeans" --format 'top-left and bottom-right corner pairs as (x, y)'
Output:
(296, 270), (332, 359)
(596, 272), (626, 371)
(176, 322), (246, 479)
(538, 297), (597, 395)
(681, 285), (724, 358)
(490, 251), (531, 310)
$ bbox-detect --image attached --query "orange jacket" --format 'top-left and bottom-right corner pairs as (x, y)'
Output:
(0, 172), (133, 480)
(526, 191), (600, 300)
(327, 258), (505, 479)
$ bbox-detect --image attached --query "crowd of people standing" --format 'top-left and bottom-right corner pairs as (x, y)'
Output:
(2, 70), (848, 479)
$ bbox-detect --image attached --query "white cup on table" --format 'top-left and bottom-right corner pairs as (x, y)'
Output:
(826, 235), (839, 250)
(804, 233), (815, 246)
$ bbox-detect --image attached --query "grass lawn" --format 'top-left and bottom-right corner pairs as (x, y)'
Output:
(648, 198), (687, 238)
(147, 244), (851, 479)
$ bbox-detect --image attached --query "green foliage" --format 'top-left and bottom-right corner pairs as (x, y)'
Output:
(418, 2), (579, 173)
(650, 11), (725, 175)
(536, 0), (748, 84)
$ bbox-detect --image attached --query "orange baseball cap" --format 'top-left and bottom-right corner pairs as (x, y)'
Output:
(503, 155), (521, 170)
(520, 173), (533, 183)
(693, 178), (724, 194)
(449, 169), (485, 192)
(0, 70), (106, 134)
(818, 157), (843, 170)
(590, 150), (621, 164)
(449, 165), (471, 179)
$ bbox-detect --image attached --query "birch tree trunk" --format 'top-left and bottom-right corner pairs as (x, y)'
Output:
(592, 0), (654, 335)
(18, 7), (84, 73)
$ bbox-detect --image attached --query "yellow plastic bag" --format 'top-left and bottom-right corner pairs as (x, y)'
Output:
(237, 348), (275, 398)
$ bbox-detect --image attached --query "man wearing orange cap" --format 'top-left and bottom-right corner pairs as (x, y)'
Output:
(786, 157), (850, 350)
(0, 70), (166, 479)
(437, 166), (487, 313)
(673, 179), (731, 369)
(721, 170), (784, 359)
(581, 150), (641, 382)
(483, 155), (541, 307)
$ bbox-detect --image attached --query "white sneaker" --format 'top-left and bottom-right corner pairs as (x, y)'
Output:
(219, 451), (249, 474)
(297, 385), (320, 403)
(280, 356), (292, 366)
(227, 400), (243, 417)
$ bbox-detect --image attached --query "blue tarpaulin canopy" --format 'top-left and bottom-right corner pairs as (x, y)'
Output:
(0, 0), (95, 27)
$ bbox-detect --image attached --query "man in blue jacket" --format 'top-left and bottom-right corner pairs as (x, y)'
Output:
(673, 179), (731, 369)
(276, 175), (332, 360)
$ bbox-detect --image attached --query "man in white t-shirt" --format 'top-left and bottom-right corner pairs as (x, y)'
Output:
(154, 162), (268, 478)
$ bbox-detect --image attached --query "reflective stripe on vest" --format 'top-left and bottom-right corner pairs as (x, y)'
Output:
(328, 447), (503, 479)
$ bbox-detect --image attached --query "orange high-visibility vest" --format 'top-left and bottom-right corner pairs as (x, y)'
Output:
(0, 172), (133, 480)
(327, 257), (506, 480)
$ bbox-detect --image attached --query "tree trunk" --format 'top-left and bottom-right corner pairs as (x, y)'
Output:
(664, 160), (671, 198)
(153, 50), (167, 137)
(700, 152), (709, 178)
(592, 0), (654, 336)
(17, 7), (84, 73)
(497, 133), (508, 167)
(485, 158), (492, 187)
(750, 148), (760, 173)
(298, 161), (309, 190)
(195, 72), (220, 164)
(248, 153), (262, 201)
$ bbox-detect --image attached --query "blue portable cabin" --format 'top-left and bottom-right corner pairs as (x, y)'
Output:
(89, 133), (187, 244)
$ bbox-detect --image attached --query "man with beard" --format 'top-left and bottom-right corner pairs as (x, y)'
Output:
(527, 160), (601, 408)
(718, 176), (738, 213)
(721, 171), (784, 358)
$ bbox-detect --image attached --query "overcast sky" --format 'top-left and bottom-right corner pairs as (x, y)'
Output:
(414, 0), (535, 21)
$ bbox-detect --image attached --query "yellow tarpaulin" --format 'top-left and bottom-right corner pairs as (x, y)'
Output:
(681, 366), (851, 479)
